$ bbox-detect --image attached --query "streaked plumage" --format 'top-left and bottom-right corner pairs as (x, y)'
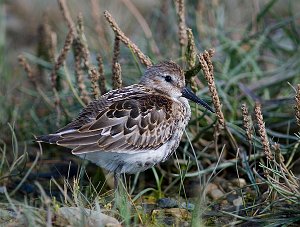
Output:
(37, 61), (213, 175)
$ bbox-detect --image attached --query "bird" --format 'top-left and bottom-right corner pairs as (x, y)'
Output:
(37, 61), (214, 189)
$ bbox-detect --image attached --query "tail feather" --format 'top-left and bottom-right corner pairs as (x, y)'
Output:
(36, 134), (61, 144)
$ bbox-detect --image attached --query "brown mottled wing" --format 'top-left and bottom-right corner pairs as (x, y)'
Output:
(56, 84), (147, 133)
(56, 94), (176, 154)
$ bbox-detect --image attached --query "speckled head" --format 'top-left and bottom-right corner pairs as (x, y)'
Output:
(140, 61), (215, 113)
(140, 61), (185, 99)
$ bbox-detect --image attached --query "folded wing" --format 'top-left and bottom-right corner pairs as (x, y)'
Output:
(56, 94), (176, 155)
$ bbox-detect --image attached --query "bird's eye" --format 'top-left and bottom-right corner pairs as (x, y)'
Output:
(165, 75), (172, 82)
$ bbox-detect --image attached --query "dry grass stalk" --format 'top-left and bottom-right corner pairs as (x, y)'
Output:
(241, 103), (253, 142)
(204, 49), (215, 73)
(185, 28), (197, 91)
(103, 10), (152, 67)
(50, 28), (74, 126)
(185, 28), (197, 69)
(273, 143), (284, 165)
(57, 0), (76, 32)
(73, 38), (91, 105)
(112, 36), (122, 89)
(73, 14), (91, 104)
(89, 0), (109, 50)
(175, 0), (187, 47)
(18, 55), (35, 85)
(89, 68), (101, 99)
(76, 13), (87, 61)
(112, 36), (120, 70)
(19, 55), (56, 108)
(198, 49), (225, 129)
(112, 62), (122, 89)
(50, 32), (58, 60)
(254, 102), (273, 160)
(271, 143), (299, 195)
(50, 28), (74, 89)
(295, 84), (300, 127)
(189, 77), (197, 93)
(97, 55), (107, 94)
(37, 14), (56, 65)
(76, 13), (101, 99)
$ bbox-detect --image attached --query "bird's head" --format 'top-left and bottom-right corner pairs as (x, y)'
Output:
(140, 61), (214, 113)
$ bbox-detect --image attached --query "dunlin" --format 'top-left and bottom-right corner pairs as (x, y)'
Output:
(37, 61), (214, 188)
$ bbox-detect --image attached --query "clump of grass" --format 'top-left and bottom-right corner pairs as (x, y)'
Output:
(251, 102), (299, 204)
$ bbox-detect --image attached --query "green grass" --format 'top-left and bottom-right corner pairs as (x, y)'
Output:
(1, 0), (300, 226)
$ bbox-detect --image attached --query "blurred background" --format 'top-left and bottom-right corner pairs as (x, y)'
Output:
(3, 0), (300, 130)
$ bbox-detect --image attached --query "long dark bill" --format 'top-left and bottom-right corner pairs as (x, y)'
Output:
(182, 87), (215, 113)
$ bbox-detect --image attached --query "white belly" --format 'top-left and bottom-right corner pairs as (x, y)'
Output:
(77, 142), (171, 174)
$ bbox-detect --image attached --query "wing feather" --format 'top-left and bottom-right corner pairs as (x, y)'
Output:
(57, 134), (102, 146)
(55, 86), (178, 155)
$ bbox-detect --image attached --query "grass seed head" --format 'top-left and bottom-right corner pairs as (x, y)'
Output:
(198, 50), (225, 129)
(254, 102), (273, 160)
(97, 55), (107, 95)
(241, 103), (253, 142)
